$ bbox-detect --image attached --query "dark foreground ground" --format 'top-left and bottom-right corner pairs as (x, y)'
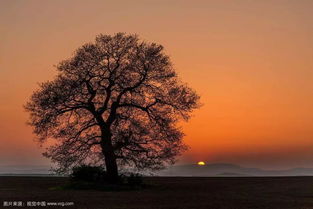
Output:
(1, 176), (313, 209)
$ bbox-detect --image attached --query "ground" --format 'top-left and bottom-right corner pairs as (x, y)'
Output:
(1, 176), (313, 209)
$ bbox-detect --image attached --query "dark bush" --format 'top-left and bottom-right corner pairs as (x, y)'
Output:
(65, 166), (145, 190)
(70, 165), (106, 182)
(126, 173), (143, 186)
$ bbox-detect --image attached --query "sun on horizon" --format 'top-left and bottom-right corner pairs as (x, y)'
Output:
(197, 161), (206, 166)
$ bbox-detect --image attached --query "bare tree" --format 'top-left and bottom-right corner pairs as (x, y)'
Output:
(25, 33), (200, 181)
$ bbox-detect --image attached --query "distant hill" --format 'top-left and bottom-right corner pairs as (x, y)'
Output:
(217, 172), (247, 176)
(157, 163), (313, 176)
(0, 165), (52, 175)
(2, 163), (313, 177)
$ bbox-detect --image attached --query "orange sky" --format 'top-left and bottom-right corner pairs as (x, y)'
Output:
(1, 0), (313, 169)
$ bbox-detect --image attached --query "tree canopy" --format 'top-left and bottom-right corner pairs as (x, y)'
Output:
(25, 33), (200, 179)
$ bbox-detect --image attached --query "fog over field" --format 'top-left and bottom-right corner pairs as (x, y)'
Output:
(2, 163), (313, 176)
(0, 165), (52, 175)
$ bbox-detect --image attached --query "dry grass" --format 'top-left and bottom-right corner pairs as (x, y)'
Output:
(1, 176), (313, 209)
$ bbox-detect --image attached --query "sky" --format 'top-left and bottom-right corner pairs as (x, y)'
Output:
(0, 0), (313, 170)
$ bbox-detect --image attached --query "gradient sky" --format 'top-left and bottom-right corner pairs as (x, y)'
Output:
(1, 0), (313, 169)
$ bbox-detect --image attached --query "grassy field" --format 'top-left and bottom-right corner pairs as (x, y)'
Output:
(1, 176), (313, 209)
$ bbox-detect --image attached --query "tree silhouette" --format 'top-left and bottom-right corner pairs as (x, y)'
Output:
(25, 33), (200, 181)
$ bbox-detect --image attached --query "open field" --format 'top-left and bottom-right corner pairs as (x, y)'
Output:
(1, 176), (313, 209)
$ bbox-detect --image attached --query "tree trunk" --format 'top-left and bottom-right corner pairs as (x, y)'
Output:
(101, 133), (119, 183)
(103, 147), (118, 183)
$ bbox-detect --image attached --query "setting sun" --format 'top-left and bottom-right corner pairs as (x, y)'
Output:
(197, 161), (205, 166)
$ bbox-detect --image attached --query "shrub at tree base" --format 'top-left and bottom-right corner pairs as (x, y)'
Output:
(126, 173), (143, 186)
(71, 165), (107, 182)
(67, 165), (144, 190)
